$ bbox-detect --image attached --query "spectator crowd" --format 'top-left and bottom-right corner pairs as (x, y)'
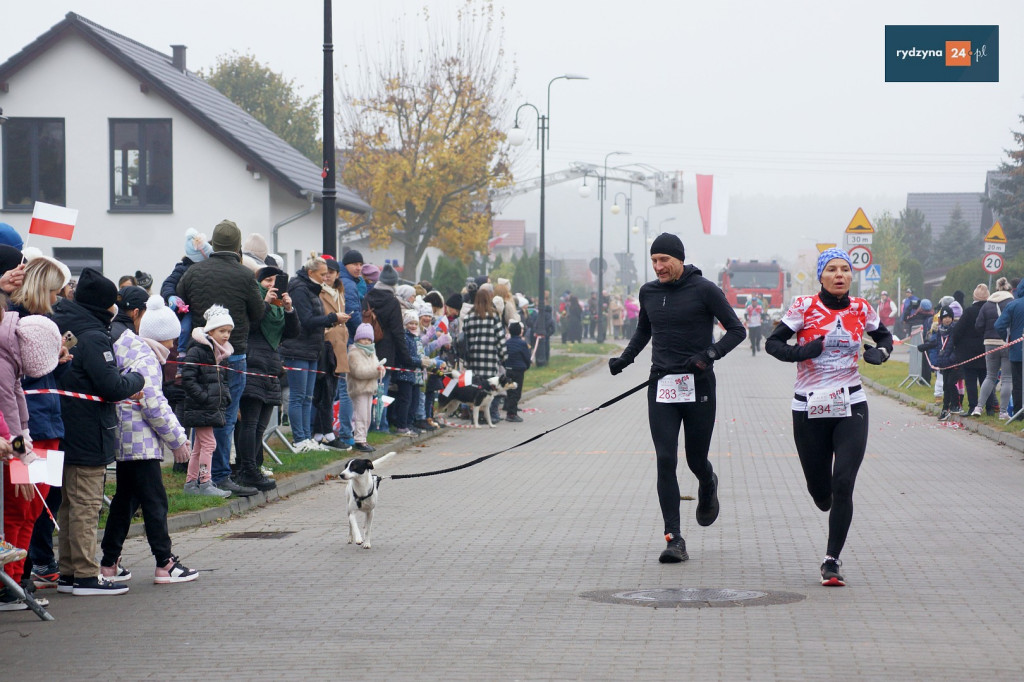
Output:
(0, 219), (548, 610)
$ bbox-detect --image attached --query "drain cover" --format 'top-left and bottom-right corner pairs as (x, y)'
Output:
(581, 587), (805, 608)
(223, 531), (296, 540)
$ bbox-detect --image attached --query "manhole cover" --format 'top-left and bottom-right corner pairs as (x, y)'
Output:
(581, 588), (805, 608)
(223, 531), (296, 540)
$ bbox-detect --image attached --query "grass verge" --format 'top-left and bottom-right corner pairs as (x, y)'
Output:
(860, 359), (1021, 434)
(523, 355), (596, 392)
(550, 341), (620, 355)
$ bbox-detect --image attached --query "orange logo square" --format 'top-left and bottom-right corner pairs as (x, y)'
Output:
(946, 41), (971, 66)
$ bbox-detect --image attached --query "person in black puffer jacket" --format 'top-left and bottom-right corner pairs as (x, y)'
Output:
(237, 266), (300, 489)
(180, 305), (235, 497)
(277, 256), (338, 449)
(51, 267), (144, 594)
(954, 284), (996, 416)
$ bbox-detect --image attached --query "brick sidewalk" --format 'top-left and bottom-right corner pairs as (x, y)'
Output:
(5, 347), (1022, 680)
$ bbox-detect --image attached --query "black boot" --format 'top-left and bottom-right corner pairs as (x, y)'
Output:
(236, 467), (277, 492)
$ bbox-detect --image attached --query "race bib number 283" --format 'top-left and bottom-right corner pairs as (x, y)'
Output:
(656, 374), (696, 403)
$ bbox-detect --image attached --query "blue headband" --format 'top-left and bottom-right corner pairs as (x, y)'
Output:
(817, 248), (853, 281)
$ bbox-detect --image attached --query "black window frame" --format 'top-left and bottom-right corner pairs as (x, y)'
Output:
(109, 118), (173, 213)
(1, 117), (67, 211)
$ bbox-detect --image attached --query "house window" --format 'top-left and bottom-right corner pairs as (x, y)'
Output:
(110, 119), (172, 211)
(52, 247), (103, 277)
(2, 118), (66, 210)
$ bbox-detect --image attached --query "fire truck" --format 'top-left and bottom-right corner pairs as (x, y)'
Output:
(717, 259), (790, 317)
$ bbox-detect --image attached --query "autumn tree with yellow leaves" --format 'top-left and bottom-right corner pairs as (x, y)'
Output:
(339, 1), (515, 277)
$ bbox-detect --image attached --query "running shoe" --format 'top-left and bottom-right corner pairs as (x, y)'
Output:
(696, 472), (720, 526)
(31, 567), (60, 590)
(659, 534), (688, 564)
(937, 410), (950, 421)
(820, 557), (845, 586)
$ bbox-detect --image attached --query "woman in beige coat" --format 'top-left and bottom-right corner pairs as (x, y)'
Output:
(311, 259), (352, 448)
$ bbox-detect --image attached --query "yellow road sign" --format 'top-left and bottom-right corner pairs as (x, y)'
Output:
(845, 207), (874, 233)
(816, 243), (837, 253)
(985, 221), (1007, 243)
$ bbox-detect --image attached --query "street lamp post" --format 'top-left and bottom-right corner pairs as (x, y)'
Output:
(507, 74), (588, 311)
(321, 0), (337, 256)
(596, 151), (628, 342)
(611, 189), (632, 293)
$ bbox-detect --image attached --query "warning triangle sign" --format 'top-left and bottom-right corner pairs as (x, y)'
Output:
(985, 221), (1007, 243)
(845, 208), (874, 233)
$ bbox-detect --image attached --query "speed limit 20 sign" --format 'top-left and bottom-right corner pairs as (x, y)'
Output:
(848, 245), (872, 271)
(983, 253), (1004, 274)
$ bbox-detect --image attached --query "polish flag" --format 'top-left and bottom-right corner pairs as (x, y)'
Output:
(437, 317), (448, 334)
(30, 202), (78, 241)
(695, 175), (729, 236)
(441, 370), (473, 397)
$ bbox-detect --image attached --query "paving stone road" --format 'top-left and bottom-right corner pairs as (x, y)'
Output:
(5, 345), (1023, 680)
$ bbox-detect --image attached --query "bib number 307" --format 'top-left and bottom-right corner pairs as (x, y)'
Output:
(657, 374), (696, 403)
(806, 386), (851, 418)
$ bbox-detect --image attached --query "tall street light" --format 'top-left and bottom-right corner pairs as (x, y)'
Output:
(321, 0), (337, 256)
(611, 189), (632, 293)
(507, 74), (588, 310)
(585, 151), (628, 343)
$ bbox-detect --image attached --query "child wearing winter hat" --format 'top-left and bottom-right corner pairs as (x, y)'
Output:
(392, 309), (426, 435)
(162, 228), (213, 355)
(0, 310), (61, 608)
(180, 305), (235, 497)
(347, 323), (385, 453)
(102, 295), (198, 584)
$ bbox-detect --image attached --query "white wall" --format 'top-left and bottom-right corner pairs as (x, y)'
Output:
(0, 33), (326, 288)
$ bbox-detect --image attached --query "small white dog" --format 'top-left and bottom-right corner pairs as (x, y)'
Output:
(339, 458), (379, 548)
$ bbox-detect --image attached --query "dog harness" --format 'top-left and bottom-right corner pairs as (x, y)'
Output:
(353, 475), (382, 509)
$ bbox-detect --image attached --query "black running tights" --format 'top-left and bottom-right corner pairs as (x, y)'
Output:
(791, 402), (868, 559)
(647, 383), (716, 537)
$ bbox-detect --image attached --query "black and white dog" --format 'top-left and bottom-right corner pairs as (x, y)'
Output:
(339, 458), (379, 548)
(436, 374), (517, 428)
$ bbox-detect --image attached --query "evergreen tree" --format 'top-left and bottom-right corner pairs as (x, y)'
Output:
(985, 114), (1024, 256)
(513, 252), (539, 300)
(433, 256), (468, 297)
(898, 208), (933, 268)
(419, 255), (433, 284)
(931, 204), (980, 268)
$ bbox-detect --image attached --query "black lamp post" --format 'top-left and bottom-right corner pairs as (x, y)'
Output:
(321, 0), (336, 256)
(507, 74), (587, 310)
(611, 189), (632, 292)
(580, 152), (627, 342)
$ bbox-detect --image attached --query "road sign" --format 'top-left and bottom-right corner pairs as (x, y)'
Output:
(984, 221), (1007, 243)
(864, 264), (881, 281)
(847, 233), (873, 245)
(983, 252), (1004, 274)
(816, 243), (837, 253)
(848, 245), (872, 271)
(794, 271), (808, 284)
(845, 208), (875, 234)
(984, 221), (1007, 252)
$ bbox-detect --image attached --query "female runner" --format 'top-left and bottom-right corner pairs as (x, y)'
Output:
(765, 248), (893, 586)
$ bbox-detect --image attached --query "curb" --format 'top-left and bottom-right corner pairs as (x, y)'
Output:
(116, 353), (610, 540)
(861, 376), (1024, 455)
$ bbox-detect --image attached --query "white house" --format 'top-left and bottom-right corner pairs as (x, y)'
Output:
(0, 12), (369, 282)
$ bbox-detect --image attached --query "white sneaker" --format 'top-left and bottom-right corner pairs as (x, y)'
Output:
(999, 412), (1011, 420)
(260, 466), (275, 478)
(293, 439), (313, 452)
(970, 407), (983, 417)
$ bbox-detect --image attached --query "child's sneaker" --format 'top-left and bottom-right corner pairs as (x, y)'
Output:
(196, 481), (231, 498)
(820, 557), (845, 586)
(154, 555), (199, 584)
(0, 587), (49, 611)
(31, 565), (61, 589)
(0, 540), (27, 565)
(100, 559), (132, 583)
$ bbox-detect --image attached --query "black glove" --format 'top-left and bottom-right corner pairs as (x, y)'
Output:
(794, 337), (825, 361)
(682, 351), (714, 373)
(863, 345), (890, 365)
(608, 356), (630, 375)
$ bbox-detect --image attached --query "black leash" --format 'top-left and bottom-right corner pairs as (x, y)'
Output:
(387, 378), (652, 481)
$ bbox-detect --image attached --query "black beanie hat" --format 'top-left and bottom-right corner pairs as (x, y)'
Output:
(0, 244), (23, 276)
(256, 265), (284, 283)
(445, 292), (463, 311)
(117, 285), (149, 311)
(650, 232), (685, 262)
(75, 267), (118, 309)
(342, 249), (364, 266)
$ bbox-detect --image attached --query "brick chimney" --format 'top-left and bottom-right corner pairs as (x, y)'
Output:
(171, 45), (187, 72)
